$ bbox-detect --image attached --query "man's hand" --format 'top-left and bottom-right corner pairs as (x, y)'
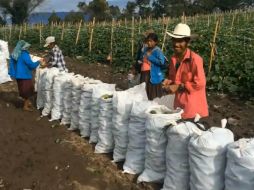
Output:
(162, 79), (172, 86)
(39, 58), (47, 68)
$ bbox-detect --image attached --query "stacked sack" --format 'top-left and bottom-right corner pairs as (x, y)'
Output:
(162, 121), (203, 190)
(225, 138), (254, 190)
(0, 40), (11, 84)
(188, 120), (234, 190)
(95, 94), (114, 153)
(112, 83), (148, 162)
(78, 81), (101, 138)
(69, 76), (88, 130)
(137, 106), (182, 183)
(36, 67), (48, 109)
(41, 67), (60, 117)
(89, 83), (116, 143)
(61, 75), (80, 125)
(123, 100), (157, 174)
(50, 72), (74, 121)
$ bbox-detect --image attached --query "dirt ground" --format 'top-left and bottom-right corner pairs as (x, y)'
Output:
(0, 56), (253, 190)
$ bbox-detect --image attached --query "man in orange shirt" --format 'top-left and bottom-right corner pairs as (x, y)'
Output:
(163, 23), (209, 119)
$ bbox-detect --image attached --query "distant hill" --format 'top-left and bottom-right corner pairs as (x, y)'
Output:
(28, 12), (88, 24)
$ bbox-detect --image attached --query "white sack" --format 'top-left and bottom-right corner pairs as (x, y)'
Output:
(60, 75), (77, 125)
(50, 72), (74, 121)
(89, 83), (116, 143)
(225, 138), (254, 190)
(0, 40), (11, 84)
(41, 67), (60, 116)
(68, 76), (88, 130)
(78, 81), (102, 137)
(123, 100), (157, 174)
(95, 95), (114, 153)
(162, 122), (203, 190)
(189, 126), (234, 190)
(137, 105), (182, 183)
(112, 83), (148, 162)
(36, 67), (48, 109)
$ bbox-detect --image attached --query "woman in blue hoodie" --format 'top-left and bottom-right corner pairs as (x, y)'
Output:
(140, 33), (166, 100)
(9, 40), (43, 111)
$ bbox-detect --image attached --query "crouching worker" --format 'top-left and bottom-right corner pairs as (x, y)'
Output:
(163, 23), (208, 119)
(128, 65), (140, 88)
(9, 40), (44, 111)
(43, 36), (68, 72)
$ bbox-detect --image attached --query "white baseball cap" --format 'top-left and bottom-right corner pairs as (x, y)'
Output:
(44, 36), (55, 47)
(166, 23), (191, 38)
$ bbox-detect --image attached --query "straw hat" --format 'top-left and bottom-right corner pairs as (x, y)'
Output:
(166, 23), (191, 38)
(44, 36), (55, 47)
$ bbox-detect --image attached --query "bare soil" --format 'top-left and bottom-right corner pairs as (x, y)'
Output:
(0, 56), (253, 190)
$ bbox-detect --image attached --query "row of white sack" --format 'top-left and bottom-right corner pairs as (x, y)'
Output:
(35, 67), (175, 160)
(35, 67), (254, 190)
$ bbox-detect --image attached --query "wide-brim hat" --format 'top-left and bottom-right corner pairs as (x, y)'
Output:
(166, 23), (191, 39)
(44, 36), (55, 47)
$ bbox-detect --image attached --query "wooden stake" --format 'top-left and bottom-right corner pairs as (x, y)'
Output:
(75, 20), (82, 45)
(61, 22), (65, 41)
(181, 12), (186, 23)
(162, 17), (170, 52)
(9, 25), (12, 41)
(208, 20), (219, 73)
(230, 13), (235, 32)
(109, 18), (115, 64)
(39, 23), (42, 44)
(19, 25), (22, 40)
(138, 16), (142, 34)
(131, 16), (135, 58)
(89, 17), (95, 53)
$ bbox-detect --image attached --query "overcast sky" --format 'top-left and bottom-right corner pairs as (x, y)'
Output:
(34, 0), (130, 12)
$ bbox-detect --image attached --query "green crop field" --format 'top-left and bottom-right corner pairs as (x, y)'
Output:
(1, 9), (254, 98)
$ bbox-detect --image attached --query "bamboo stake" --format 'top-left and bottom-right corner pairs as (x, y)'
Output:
(61, 22), (65, 41)
(131, 16), (135, 58)
(39, 23), (42, 44)
(9, 25), (12, 41)
(161, 17), (170, 52)
(125, 18), (127, 29)
(109, 18), (114, 64)
(181, 12), (186, 23)
(89, 17), (95, 53)
(138, 16), (142, 34)
(24, 23), (27, 35)
(18, 25), (22, 40)
(207, 15), (210, 27)
(75, 20), (82, 45)
(208, 20), (219, 73)
(230, 13), (235, 32)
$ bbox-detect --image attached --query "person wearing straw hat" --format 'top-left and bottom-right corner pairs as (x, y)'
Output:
(163, 23), (208, 119)
(9, 40), (44, 111)
(43, 36), (67, 72)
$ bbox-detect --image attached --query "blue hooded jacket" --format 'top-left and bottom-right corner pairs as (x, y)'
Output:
(9, 50), (39, 79)
(142, 46), (166, 84)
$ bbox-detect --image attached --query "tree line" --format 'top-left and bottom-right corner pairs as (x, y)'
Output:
(0, 0), (253, 24)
